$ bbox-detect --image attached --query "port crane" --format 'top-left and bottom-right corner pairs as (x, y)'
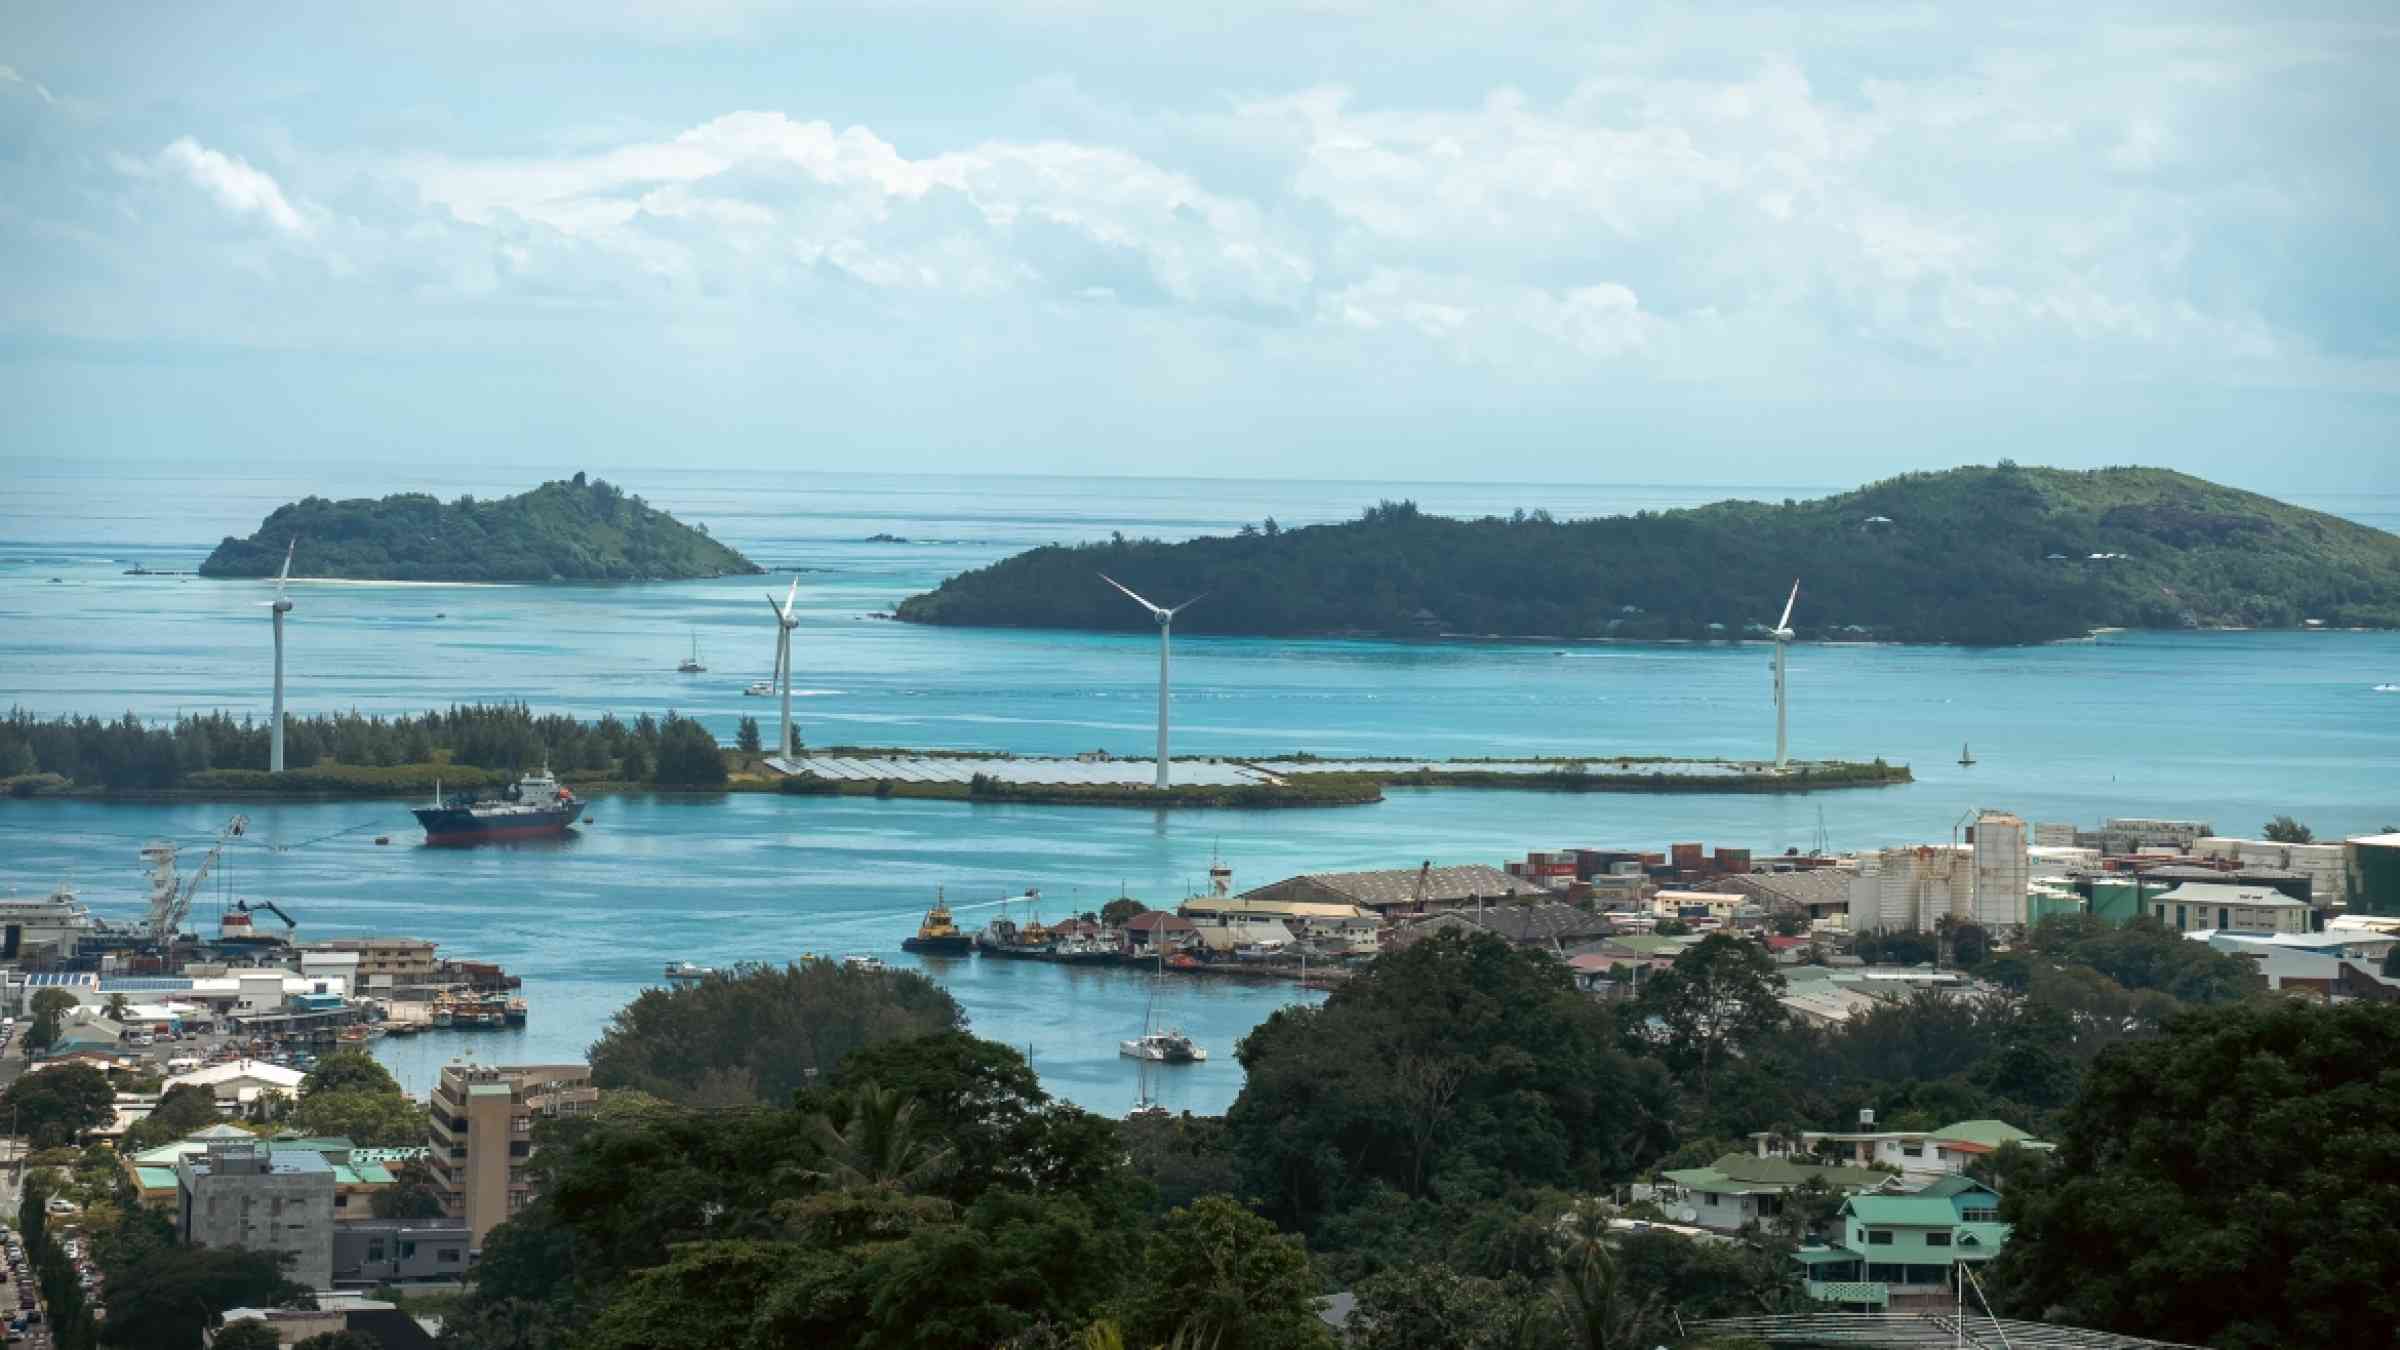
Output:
(140, 815), (249, 948)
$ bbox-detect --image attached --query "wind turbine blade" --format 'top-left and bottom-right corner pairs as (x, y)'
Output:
(1099, 573), (1164, 615)
(783, 575), (799, 617)
(767, 594), (789, 623)
(276, 540), (294, 597)
(1165, 593), (1206, 617)
(1777, 579), (1799, 632)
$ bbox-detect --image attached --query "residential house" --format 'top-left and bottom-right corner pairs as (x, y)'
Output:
(1655, 1152), (1894, 1235)
(1751, 1117), (2050, 1186)
(1792, 1176), (2010, 1312)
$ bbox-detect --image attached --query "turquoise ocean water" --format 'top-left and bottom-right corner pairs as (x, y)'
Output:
(1, 465), (2394, 1113)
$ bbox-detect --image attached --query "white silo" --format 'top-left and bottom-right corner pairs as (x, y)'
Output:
(1972, 810), (2030, 930)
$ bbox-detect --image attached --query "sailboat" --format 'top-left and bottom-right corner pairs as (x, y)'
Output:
(1121, 951), (1207, 1062)
(1958, 742), (1976, 767)
(678, 631), (706, 674)
(1128, 1055), (1169, 1120)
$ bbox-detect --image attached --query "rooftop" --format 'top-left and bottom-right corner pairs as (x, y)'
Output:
(1245, 863), (1541, 908)
(1845, 1194), (1967, 1226)
(1665, 1152), (1890, 1195)
(2151, 882), (2311, 908)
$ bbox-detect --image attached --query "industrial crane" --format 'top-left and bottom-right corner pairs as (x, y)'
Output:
(142, 814), (249, 948)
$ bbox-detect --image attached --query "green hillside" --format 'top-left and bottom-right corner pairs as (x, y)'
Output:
(199, 474), (761, 582)
(896, 465), (2400, 644)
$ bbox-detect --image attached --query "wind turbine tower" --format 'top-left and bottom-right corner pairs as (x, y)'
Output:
(767, 576), (801, 761)
(1100, 574), (1204, 789)
(264, 540), (296, 773)
(1771, 578), (1799, 771)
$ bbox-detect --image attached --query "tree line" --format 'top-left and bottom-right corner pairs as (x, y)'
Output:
(399, 912), (2389, 1350)
(0, 701), (729, 791)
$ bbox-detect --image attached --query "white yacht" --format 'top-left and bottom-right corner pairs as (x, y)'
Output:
(1120, 1029), (1207, 1063)
(744, 680), (776, 696)
(0, 884), (103, 960)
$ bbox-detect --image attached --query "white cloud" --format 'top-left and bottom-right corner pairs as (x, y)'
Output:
(0, 64), (56, 104)
(149, 138), (313, 237)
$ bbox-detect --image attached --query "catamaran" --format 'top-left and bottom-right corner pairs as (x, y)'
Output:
(1120, 951), (1206, 1062)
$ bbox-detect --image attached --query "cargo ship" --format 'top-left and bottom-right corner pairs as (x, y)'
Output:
(412, 767), (584, 845)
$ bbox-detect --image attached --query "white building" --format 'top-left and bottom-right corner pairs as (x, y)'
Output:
(2151, 882), (2313, 935)
(1846, 846), (1968, 934)
(2194, 837), (2350, 906)
(1970, 812), (2029, 930)
(165, 1058), (308, 1108)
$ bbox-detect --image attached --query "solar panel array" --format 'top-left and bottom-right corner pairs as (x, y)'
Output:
(789, 757), (1270, 787)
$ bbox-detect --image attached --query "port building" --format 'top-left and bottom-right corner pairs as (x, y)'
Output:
(1240, 863), (1540, 918)
(2352, 833), (2400, 916)
(2148, 882), (2314, 935)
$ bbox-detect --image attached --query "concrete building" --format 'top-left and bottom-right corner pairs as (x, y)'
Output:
(2150, 882), (2314, 934)
(1846, 845), (1968, 934)
(303, 936), (441, 990)
(177, 1139), (336, 1290)
(430, 1062), (596, 1247)
(1121, 911), (1200, 953)
(2097, 817), (2216, 853)
(2195, 836), (2350, 907)
(2345, 833), (2400, 916)
(332, 1218), (473, 1285)
(1969, 811), (2029, 930)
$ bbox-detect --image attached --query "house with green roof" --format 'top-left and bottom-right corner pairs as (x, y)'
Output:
(1657, 1152), (1896, 1234)
(1749, 1114), (2052, 1185)
(1793, 1175), (2011, 1311)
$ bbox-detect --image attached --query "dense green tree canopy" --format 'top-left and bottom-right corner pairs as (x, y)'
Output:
(1990, 1000), (2400, 1347)
(898, 466), (2400, 644)
(589, 961), (964, 1105)
(651, 713), (729, 787)
(1227, 931), (1676, 1243)
(1628, 933), (1786, 1095)
(123, 1083), (226, 1152)
(301, 1049), (402, 1097)
(1117, 1196), (1335, 1350)
(199, 475), (761, 581)
(2, 1063), (116, 1148)
(291, 1087), (428, 1147)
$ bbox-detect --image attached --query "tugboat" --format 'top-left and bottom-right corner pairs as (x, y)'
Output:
(901, 890), (974, 956)
(412, 766), (584, 845)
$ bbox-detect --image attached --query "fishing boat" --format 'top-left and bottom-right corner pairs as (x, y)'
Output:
(1958, 742), (1977, 766)
(976, 891), (1055, 959)
(900, 889), (974, 955)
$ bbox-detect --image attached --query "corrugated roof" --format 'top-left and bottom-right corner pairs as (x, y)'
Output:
(1247, 864), (1540, 908)
(1846, 1195), (1962, 1225)
(1930, 1120), (2037, 1150)
(133, 1166), (180, 1191)
(1918, 1174), (2000, 1200)
(2151, 882), (2309, 908)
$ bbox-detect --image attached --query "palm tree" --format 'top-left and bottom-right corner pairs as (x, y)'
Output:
(102, 993), (132, 1022)
(798, 1081), (956, 1194)
(1552, 1225), (1662, 1350)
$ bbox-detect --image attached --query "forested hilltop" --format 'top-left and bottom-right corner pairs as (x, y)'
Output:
(198, 473), (760, 582)
(897, 465), (2400, 644)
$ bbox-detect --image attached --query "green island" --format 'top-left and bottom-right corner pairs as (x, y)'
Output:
(197, 472), (761, 582)
(896, 463), (2400, 645)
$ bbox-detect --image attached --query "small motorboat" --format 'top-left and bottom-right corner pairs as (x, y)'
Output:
(844, 953), (888, 972)
(744, 680), (777, 696)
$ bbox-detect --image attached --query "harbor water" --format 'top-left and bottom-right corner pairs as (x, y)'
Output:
(1, 465), (2395, 1113)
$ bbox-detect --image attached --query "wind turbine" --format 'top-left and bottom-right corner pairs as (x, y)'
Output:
(1771, 578), (1799, 771)
(262, 540), (295, 772)
(1100, 574), (1204, 789)
(766, 576), (800, 761)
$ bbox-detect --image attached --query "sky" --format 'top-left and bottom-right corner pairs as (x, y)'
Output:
(1, 1), (2394, 489)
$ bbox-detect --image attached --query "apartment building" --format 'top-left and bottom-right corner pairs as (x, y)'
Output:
(177, 1139), (336, 1290)
(428, 1062), (596, 1247)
